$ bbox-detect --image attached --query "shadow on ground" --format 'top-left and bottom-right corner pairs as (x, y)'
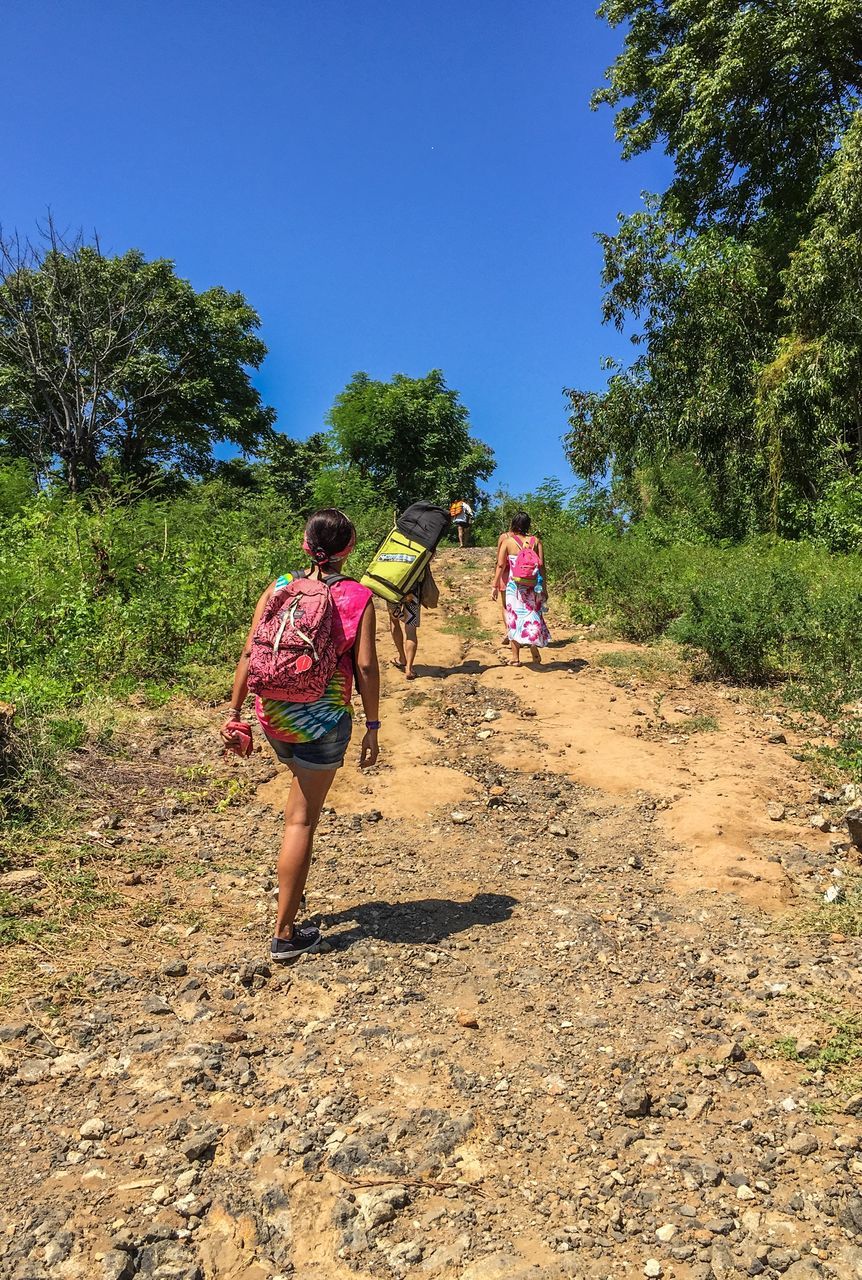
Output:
(320, 892), (518, 949)
(416, 660), (492, 679)
(493, 658), (589, 674)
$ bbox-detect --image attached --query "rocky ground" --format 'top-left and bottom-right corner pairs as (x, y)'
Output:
(1, 549), (861, 1280)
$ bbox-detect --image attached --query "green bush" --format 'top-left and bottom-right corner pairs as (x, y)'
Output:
(0, 479), (391, 712)
(670, 542), (809, 680)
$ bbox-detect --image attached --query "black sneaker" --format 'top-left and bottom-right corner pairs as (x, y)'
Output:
(271, 924), (321, 962)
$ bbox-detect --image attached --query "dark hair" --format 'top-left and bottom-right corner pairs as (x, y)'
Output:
(510, 511), (531, 535)
(304, 508), (356, 566)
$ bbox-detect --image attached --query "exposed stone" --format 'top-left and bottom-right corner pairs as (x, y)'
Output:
(357, 1185), (410, 1229)
(619, 1078), (651, 1118)
(79, 1117), (107, 1138)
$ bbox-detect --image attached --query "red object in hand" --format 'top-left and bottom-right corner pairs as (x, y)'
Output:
(223, 720), (253, 758)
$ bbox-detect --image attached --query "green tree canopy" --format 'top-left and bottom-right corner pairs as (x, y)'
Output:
(595, 0), (862, 231)
(756, 112), (862, 538)
(566, 4), (862, 542)
(565, 204), (772, 535)
(327, 370), (495, 510)
(0, 224), (274, 492)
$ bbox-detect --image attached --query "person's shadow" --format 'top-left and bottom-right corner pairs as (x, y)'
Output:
(416, 659), (490, 679)
(320, 892), (518, 950)
(525, 657), (590, 673)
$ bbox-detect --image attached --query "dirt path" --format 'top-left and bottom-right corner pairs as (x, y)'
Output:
(2, 549), (861, 1280)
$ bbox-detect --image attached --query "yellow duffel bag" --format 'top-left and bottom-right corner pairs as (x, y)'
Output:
(360, 529), (434, 604)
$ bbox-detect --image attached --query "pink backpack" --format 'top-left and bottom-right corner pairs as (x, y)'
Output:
(248, 575), (341, 703)
(511, 535), (541, 588)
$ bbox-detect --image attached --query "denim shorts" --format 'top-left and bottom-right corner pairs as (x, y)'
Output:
(264, 713), (353, 772)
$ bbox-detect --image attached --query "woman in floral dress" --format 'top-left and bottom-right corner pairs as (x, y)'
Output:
(492, 511), (551, 665)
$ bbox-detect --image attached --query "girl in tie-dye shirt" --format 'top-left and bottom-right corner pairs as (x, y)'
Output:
(222, 509), (380, 962)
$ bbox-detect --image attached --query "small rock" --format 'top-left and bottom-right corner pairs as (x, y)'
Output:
(767, 732), (787, 744)
(44, 1232), (75, 1266)
(686, 1094), (712, 1120)
(656, 1224), (676, 1242)
(787, 1133), (818, 1156)
(542, 1074), (567, 1096)
(838, 1194), (862, 1233)
(548, 822), (568, 837)
(766, 1249), (794, 1273)
(175, 1168), (198, 1192)
(161, 960), (188, 978)
(142, 994), (172, 1015)
(101, 1250), (136, 1280)
(80, 1116), (107, 1138)
(619, 1078), (651, 1118)
(450, 811), (472, 825)
(388, 1241), (423, 1268)
(845, 806), (862, 849)
(644, 1261), (662, 1278)
(173, 1192), (211, 1218)
(710, 1239), (735, 1280)
(180, 1124), (220, 1162)
(843, 1092), (862, 1116)
(457, 1011), (479, 1029)
(16, 1058), (52, 1084)
(357, 1185), (409, 1229)
(767, 804), (786, 822)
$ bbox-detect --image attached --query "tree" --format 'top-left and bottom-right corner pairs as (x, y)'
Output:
(0, 223), (274, 491)
(594, 0), (862, 232)
(756, 112), (862, 539)
(263, 432), (337, 511)
(565, 206), (772, 536)
(327, 370), (495, 509)
(566, 3), (862, 539)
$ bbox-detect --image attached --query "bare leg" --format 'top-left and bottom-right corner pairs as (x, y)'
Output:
(530, 646), (542, 663)
(404, 623), (418, 678)
(275, 765), (338, 938)
(500, 591), (508, 644)
(389, 612), (407, 668)
(457, 524), (465, 547)
(510, 639), (521, 666)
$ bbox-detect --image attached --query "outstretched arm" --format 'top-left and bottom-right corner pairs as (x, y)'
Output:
(354, 601), (380, 767)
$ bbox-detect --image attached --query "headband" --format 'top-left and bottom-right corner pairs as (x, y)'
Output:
(302, 530), (356, 565)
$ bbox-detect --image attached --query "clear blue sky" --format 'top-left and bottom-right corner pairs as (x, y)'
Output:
(4, 0), (668, 494)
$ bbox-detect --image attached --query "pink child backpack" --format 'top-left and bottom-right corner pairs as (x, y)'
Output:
(511, 535), (540, 588)
(248, 575), (341, 703)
